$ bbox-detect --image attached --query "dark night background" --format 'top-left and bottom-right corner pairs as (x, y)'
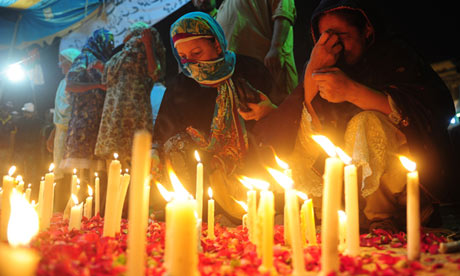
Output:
(1, 0), (459, 116)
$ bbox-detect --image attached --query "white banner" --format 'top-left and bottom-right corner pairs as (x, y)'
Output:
(60, 0), (189, 51)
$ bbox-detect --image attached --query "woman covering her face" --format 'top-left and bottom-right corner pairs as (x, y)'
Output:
(153, 12), (277, 219)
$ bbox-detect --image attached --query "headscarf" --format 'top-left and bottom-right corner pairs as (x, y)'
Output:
(170, 12), (247, 172)
(60, 48), (81, 63)
(68, 28), (114, 85)
(108, 23), (166, 82)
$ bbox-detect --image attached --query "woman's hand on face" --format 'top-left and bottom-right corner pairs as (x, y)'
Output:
(308, 31), (343, 71)
(312, 67), (354, 103)
(238, 91), (277, 121)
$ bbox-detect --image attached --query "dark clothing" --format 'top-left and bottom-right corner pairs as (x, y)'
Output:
(154, 54), (274, 145)
(0, 115), (15, 148)
(256, 0), (456, 203)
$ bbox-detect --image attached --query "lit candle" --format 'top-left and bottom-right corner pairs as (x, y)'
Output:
(336, 147), (360, 256)
(0, 187), (3, 206)
(399, 156), (420, 260)
(234, 199), (248, 227)
(268, 167), (306, 275)
(239, 176), (257, 244)
(69, 194), (83, 230)
(207, 187), (215, 239)
(338, 210), (347, 252)
(312, 135), (343, 275)
(156, 182), (174, 270)
(126, 131), (151, 276)
(0, 166), (16, 241)
(37, 176), (44, 220)
(103, 153), (121, 237)
(94, 173), (100, 216)
(40, 163), (55, 230)
(115, 169), (130, 232)
(25, 184), (32, 202)
(71, 169), (78, 195)
(274, 155), (292, 246)
(0, 189), (40, 276)
(195, 151), (204, 222)
(15, 175), (24, 193)
(167, 168), (198, 276)
(297, 191), (316, 246)
(258, 184), (275, 274)
(85, 185), (93, 218)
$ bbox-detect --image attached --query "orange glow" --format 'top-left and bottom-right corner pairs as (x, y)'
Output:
(194, 150), (201, 163)
(156, 182), (173, 202)
(48, 163), (55, 172)
(335, 147), (352, 165)
(8, 166), (16, 176)
(296, 191), (309, 201)
(266, 167), (293, 190)
(234, 199), (248, 212)
(399, 155), (416, 172)
(312, 135), (337, 157)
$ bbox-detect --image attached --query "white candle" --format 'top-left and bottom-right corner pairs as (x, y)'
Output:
(338, 210), (347, 252)
(85, 185), (93, 218)
(37, 177), (44, 220)
(156, 183), (174, 271)
(0, 166), (16, 241)
(40, 163), (55, 230)
(298, 191), (316, 246)
(336, 147), (360, 256)
(103, 153), (121, 237)
(207, 187), (215, 239)
(94, 173), (100, 216)
(115, 170), (130, 232)
(321, 157), (343, 274)
(274, 156), (292, 247)
(126, 131), (151, 276)
(167, 168), (199, 276)
(25, 184), (32, 202)
(239, 176), (257, 243)
(195, 151), (204, 221)
(69, 194), (83, 230)
(71, 169), (78, 195)
(15, 175), (24, 193)
(258, 188), (275, 274)
(399, 156), (420, 260)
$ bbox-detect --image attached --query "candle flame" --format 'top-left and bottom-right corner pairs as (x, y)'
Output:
(88, 185), (93, 196)
(238, 176), (269, 190)
(71, 194), (79, 205)
(28, 183), (31, 188)
(41, 176), (44, 181)
(73, 168), (77, 174)
(194, 150), (201, 163)
(267, 167), (293, 190)
(125, 168), (129, 173)
(335, 147), (352, 165)
(95, 172), (98, 177)
(296, 191), (309, 201)
(156, 182), (173, 202)
(114, 153), (119, 160)
(274, 155), (289, 170)
(7, 189), (39, 246)
(49, 163), (55, 172)
(208, 187), (213, 198)
(8, 166), (16, 176)
(338, 210), (347, 223)
(399, 155), (416, 172)
(312, 135), (337, 157)
(0, 187), (2, 192)
(77, 178), (80, 185)
(234, 199), (248, 212)
(168, 168), (190, 199)
(15, 175), (23, 182)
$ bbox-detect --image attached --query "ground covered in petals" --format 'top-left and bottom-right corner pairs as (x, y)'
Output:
(28, 214), (460, 275)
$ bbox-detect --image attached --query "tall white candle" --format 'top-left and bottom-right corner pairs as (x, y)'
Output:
(399, 156), (420, 260)
(275, 156), (292, 247)
(195, 151), (203, 221)
(115, 170), (130, 232)
(156, 183), (173, 271)
(37, 177), (44, 220)
(239, 177), (257, 243)
(126, 131), (151, 276)
(85, 185), (93, 218)
(259, 189), (275, 274)
(40, 163), (55, 230)
(103, 153), (121, 237)
(298, 191), (316, 246)
(207, 187), (215, 239)
(338, 210), (347, 252)
(94, 173), (100, 215)
(321, 157), (343, 274)
(0, 166), (16, 241)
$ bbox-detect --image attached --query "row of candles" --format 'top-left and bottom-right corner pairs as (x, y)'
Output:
(0, 130), (422, 276)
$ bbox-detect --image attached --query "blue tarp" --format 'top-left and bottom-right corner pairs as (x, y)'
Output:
(0, 0), (102, 50)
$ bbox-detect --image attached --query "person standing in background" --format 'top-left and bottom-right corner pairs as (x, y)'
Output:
(47, 48), (80, 211)
(0, 103), (16, 175)
(216, 0), (298, 105)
